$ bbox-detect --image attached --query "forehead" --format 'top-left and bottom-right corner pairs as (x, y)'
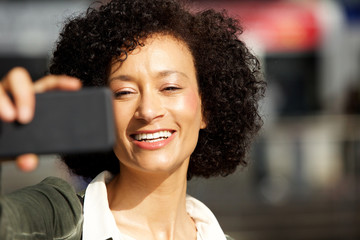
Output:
(110, 34), (196, 76)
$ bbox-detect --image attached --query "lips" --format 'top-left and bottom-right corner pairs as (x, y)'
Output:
(130, 130), (175, 150)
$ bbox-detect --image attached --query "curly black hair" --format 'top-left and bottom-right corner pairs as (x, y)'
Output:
(49, 0), (265, 180)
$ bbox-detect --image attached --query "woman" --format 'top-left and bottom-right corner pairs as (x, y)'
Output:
(0, 0), (265, 239)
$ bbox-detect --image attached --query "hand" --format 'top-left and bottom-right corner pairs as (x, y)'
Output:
(0, 67), (82, 172)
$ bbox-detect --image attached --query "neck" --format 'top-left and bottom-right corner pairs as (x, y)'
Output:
(106, 161), (195, 239)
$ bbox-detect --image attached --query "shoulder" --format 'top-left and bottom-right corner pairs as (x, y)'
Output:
(3, 176), (77, 200)
(6, 176), (82, 212)
(38, 176), (83, 210)
(33, 176), (80, 202)
(39, 176), (75, 191)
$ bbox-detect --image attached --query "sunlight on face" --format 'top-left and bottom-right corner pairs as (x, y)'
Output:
(108, 34), (206, 176)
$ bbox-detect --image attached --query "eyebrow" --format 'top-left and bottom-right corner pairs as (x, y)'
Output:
(108, 70), (189, 82)
(108, 75), (133, 82)
(157, 70), (189, 79)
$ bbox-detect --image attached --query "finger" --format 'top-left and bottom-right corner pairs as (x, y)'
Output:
(1, 67), (35, 124)
(16, 154), (39, 172)
(34, 75), (82, 93)
(0, 83), (16, 122)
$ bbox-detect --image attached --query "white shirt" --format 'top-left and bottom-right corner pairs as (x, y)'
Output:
(82, 171), (227, 240)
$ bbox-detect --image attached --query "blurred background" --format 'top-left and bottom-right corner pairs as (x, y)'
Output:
(1, 0), (360, 239)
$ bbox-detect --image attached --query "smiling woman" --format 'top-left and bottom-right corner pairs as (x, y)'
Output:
(0, 0), (265, 239)
(108, 35), (205, 177)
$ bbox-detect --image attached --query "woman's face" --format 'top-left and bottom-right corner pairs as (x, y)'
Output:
(108, 35), (206, 175)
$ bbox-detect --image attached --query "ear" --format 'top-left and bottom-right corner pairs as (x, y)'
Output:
(200, 114), (207, 129)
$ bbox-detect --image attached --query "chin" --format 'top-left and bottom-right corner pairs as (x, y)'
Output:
(132, 156), (188, 175)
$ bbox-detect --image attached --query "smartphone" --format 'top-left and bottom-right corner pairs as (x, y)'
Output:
(0, 87), (115, 158)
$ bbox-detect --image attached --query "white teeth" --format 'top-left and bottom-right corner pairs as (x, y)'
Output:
(134, 131), (172, 141)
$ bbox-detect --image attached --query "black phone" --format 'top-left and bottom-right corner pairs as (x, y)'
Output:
(0, 87), (115, 158)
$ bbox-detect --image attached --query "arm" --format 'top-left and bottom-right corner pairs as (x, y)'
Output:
(0, 177), (83, 240)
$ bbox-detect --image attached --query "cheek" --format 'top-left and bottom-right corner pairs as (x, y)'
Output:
(171, 90), (202, 121)
(113, 102), (133, 135)
(186, 90), (201, 112)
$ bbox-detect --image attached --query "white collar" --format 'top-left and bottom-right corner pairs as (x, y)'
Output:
(82, 171), (227, 240)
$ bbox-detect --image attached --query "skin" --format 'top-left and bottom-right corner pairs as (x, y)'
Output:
(106, 34), (206, 240)
(0, 67), (82, 171)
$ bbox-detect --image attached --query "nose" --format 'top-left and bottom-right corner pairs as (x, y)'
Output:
(134, 90), (165, 123)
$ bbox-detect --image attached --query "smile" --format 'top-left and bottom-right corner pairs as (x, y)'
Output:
(130, 130), (175, 150)
(132, 131), (173, 142)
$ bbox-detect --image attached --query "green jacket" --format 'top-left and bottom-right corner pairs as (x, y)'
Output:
(0, 177), (82, 240)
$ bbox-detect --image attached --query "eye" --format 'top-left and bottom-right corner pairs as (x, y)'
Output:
(162, 86), (182, 92)
(113, 90), (134, 98)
